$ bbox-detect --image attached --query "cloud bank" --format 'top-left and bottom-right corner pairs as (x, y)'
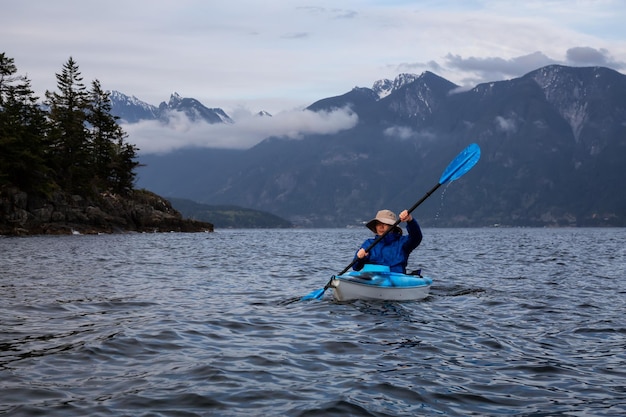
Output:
(425, 47), (625, 86)
(124, 107), (358, 154)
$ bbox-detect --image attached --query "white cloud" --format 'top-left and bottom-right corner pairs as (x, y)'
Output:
(384, 126), (416, 140)
(495, 116), (517, 134)
(383, 126), (438, 142)
(124, 107), (358, 154)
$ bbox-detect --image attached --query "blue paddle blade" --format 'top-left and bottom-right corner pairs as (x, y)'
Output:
(301, 288), (325, 301)
(439, 143), (481, 185)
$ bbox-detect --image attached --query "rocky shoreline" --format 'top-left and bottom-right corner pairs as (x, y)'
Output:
(0, 186), (213, 236)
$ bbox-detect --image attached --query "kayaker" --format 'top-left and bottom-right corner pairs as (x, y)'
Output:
(353, 209), (422, 274)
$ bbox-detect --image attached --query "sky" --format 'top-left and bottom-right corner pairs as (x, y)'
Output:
(3, 0), (626, 153)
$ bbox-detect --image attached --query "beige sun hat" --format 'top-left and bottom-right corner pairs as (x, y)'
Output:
(366, 209), (402, 234)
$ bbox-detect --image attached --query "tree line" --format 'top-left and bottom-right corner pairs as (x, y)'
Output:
(0, 53), (139, 196)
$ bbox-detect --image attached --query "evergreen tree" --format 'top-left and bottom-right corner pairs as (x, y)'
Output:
(87, 80), (139, 194)
(1, 53), (141, 197)
(87, 79), (118, 190)
(110, 139), (140, 194)
(0, 53), (50, 190)
(45, 57), (91, 193)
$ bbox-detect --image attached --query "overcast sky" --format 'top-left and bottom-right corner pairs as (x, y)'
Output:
(3, 0), (625, 153)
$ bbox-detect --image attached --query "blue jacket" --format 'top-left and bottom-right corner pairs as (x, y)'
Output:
(353, 218), (422, 273)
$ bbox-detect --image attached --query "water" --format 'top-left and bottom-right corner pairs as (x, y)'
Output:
(1, 228), (625, 416)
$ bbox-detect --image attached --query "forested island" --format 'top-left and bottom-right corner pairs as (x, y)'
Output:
(0, 53), (212, 235)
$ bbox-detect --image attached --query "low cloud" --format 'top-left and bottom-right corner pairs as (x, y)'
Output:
(444, 51), (556, 81)
(565, 46), (624, 69)
(124, 107), (358, 154)
(495, 116), (517, 134)
(383, 126), (437, 142)
(384, 126), (415, 140)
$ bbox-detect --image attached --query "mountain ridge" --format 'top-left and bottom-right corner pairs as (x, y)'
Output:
(114, 64), (626, 227)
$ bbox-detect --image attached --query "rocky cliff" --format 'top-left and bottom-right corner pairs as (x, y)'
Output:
(0, 187), (213, 236)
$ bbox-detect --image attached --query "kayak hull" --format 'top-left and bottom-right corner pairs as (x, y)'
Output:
(330, 264), (432, 302)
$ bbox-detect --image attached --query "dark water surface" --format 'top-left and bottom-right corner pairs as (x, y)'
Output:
(1, 228), (625, 416)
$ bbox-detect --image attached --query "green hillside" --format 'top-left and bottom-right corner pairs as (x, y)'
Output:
(168, 198), (292, 229)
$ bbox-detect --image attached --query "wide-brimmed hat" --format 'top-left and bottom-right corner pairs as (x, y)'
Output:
(366, 209), (401, 234)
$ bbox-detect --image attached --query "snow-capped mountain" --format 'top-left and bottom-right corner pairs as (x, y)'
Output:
(108, 91), (235, 125)
(158, 92), (233, 124)
(372, 73), (421, 99)
(108, 91), (158, 123)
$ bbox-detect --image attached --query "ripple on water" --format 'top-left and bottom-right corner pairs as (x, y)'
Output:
(1, 229), (625, 416)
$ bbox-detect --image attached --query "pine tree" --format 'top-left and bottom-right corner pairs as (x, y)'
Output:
(87, 79), (118, 190)
(110, 139), (140, 194)
(86, 80), (139, 194)
(45, 57), (91, 193)
(0, 53), (50, 190)
(2, 53), (141, 197)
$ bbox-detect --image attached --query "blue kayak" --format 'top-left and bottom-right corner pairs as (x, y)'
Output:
(330, 264), (433, 301)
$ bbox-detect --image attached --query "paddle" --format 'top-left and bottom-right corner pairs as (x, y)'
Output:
(301, 143), (481, 301)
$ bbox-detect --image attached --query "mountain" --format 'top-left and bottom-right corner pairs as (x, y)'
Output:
(158, 92), (233, 124)
(109, 91), (233, 124)
(373, 73), (415, 98)
(133, 65), (626, 227)
(108, 91), (158, 123)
